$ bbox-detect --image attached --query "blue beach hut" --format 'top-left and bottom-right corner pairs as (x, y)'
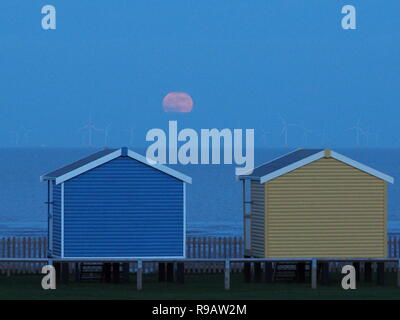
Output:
(41, 147), (191, 259)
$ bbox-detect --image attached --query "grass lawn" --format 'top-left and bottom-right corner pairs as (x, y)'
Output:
(0, 273), (399, 300)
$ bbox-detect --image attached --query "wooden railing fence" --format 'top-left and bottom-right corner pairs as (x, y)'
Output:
(0, 235), (399, 274)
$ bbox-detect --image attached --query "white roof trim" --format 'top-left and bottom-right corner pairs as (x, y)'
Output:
(260, 151), (325, 184)
(127, 150), (192, 184)
(43, 148), (191, 185)
(330, 151), (394, 184)
(54, 149), (122, 185)
(258, 150), (394, 184)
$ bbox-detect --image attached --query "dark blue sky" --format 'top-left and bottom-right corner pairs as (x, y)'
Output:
(0, 1), (399, 147)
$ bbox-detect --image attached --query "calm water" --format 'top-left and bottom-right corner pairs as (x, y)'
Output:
(0, 147), (400, 237)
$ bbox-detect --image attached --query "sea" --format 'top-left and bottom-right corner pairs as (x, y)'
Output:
(1, 147), (400, 238)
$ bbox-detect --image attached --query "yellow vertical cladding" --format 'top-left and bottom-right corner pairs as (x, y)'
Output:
(265, 157), (387, 258)
(250, 180), (265, 257)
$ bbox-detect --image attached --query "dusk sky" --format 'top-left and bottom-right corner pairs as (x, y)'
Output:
(0, 1), (399, 148)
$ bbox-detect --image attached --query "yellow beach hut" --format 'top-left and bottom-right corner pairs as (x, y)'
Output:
(238, 148), (394, 258)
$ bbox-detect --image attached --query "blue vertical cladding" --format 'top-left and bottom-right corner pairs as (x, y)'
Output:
(63, 157), (184, 257)
(52, 182), (62, 257)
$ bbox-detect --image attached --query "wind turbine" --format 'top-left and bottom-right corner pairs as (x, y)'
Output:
(79, 116), (101, 147)
(279, 115), (298, 148)
(346, 119), (365, 147)
(99, 124), (112, 147)
(123, 128), (135, 147)
(301, 127), (313, 147)
(260, 129), (270, 147)
(10, 126), (32, 146)
(10, 130), (20, 146)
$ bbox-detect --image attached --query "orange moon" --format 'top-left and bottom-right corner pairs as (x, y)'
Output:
(162, 92), (193, 113)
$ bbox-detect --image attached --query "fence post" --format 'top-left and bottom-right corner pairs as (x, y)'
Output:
(311, 258), (317, 289)
(224, 259), (230, 290)
(397, 259), (400, 288)
(137, 260), (143, 290)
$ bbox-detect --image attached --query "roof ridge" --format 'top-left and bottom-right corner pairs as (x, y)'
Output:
(248, 148), (323, 174)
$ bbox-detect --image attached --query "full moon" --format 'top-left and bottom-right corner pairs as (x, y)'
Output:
(162, 92), (193, 113)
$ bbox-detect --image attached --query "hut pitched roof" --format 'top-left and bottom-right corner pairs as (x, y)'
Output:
(238, 148), (394, 184)
(41, 147), (192, 184)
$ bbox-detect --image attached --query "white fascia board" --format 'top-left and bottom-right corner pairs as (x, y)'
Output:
(54, 149), (122, 185)
(260, 151), (325, 184)
(127, 150), (192, 184)
(331, 151), (394, 184)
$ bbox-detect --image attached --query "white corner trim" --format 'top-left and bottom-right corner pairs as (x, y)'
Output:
(61, 182), (64, 259)
(54, 149), (122, 185)
(331, 151), (394, 184)
(260, 151), (325, 184)
(127, 150), (192, 184)
(183, 183), (186, 259)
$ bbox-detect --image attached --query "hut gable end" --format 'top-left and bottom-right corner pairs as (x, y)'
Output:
(62, 156), (184, 258)
(265, 157), (387, 258)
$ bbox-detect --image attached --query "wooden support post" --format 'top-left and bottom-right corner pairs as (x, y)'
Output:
(112, 262), (120, 283)
(122, 263), (130, 283)
(243, 256), (251, 283)
(74, 263), (80, 282)
(137, 260), (142, 290)
(176, 262), (184, 284)
(54, 262), (61, 283)
(311, 258), (317, 289)
(264, 262), (273, 283)
(377, 262), (385, 286)
(158, 263), (166, 282)
(321, 262), (330, 285)
(103, 263), (111, 283)
(364, 262), (372, 282)
(296, 262), (305, 283)
(353, 262), (360, 283)
(224, 259), (230, 290)
(166, 263), (174, 282)
(61, 263), (69, 284)
(397, 260), (400, 288)
(254, 262), (262, 283)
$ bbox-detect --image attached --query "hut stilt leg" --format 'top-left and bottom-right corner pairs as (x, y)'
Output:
(54, 262), (61, 284)
(158, 263), (166, 282)
(311, 259), (317, 289)
(264, 262), (273, 283)
(176, 262), (184, 284)
(364, 262), (372, 282)
(353, 262), (360, 283)
(166, 263), (174, 282)
(243, 256), (251, 283)
(74, 263), (80, 282)
(254, 262), (262, 283)
(112, 263), (120, 283)
(61, 263), (69, 284)
(377, 262), (385, 286)
(321, 262), (330, 285)
(103, 263), (111, 283)
(122, 263), (130, 283)
(296, 262), (305, 283)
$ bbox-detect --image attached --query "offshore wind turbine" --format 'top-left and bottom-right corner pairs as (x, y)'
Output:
(79, 116), (101, 147)
(100, 124), (112, 147)
(10, 126), (32, 146)
(123, 128), (135, 147)
(301, 127), (313, 147)
(279, 115), (298, 148)
(260, 129), (270, 147)
(347, 119), (365, 147)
